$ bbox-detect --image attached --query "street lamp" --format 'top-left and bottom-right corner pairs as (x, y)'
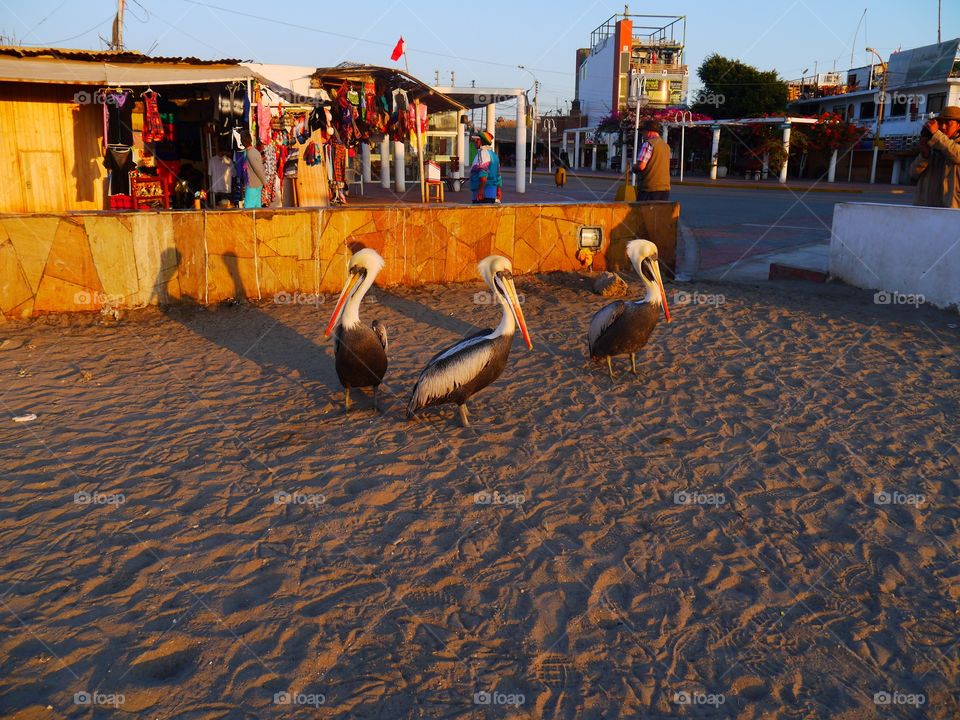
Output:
(542, 117), (557, 173)
(865, 47), (887, 184)
(518, 65), (539, 184)
(627, 72), (649, 183)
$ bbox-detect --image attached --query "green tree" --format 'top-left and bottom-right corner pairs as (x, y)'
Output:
(693, 54), (788, 118)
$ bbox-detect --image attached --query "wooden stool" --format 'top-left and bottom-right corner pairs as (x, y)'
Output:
(426, 181), (444, 203)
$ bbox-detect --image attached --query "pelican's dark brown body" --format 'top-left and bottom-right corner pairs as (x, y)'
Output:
(589, 301), (661, 359)
(334, 322), (388, 390)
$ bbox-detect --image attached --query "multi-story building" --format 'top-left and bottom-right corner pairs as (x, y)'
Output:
(574, 10), (688, 124)
(788, 38), (960, 183)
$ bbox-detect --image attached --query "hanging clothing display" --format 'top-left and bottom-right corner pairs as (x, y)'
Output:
(102, 90), (135, 146)
(208, 154), (234, 193)
(103, 147), (136, 195)
(261, 143), (277, 206)
(141, 90), (165, 142)
(216, 82), (246, 151)
(231, 149), (246, 204)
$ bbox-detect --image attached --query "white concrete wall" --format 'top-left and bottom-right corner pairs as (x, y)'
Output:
(577, 38), (614, 122)
(830, 202), (960, 310)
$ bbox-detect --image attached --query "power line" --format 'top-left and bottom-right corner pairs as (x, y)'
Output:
(19, 13), (115, 46)
(179, 0), (573, 77)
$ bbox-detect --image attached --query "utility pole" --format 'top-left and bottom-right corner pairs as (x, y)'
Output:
(529, 80), (539, 184)
(111, 0), (125, 50)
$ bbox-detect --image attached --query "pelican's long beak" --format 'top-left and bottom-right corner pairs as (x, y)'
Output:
(650, 259), (671, 323)
(504, 277), (533, 350)
(324, 271), (361, 337)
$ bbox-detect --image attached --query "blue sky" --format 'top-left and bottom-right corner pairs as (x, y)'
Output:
(1, 0), (957, 114)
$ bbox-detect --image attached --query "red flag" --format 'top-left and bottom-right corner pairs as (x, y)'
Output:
(390, 37), (405, 62)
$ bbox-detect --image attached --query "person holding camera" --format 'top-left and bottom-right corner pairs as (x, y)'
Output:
(909, 106), (960, 209)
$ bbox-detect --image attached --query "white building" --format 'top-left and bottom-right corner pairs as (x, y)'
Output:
(574, 11), (688, 123)
(789, 38), (960, 183)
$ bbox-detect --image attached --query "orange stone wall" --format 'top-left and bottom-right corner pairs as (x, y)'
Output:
(0, 203), (677, 318)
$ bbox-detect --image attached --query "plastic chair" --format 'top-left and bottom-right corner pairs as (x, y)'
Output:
(345, 167), (363, 196)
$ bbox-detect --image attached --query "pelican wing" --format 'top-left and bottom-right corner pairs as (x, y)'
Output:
(372, 320), (388, 352)
(588, 301), (626, 351)
(409, 331), (495, 410)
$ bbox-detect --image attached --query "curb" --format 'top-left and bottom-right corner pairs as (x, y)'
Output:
(768, 263), (830, 283)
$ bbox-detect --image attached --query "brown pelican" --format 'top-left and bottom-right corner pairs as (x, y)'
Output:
(325, 248), (388, 412)
(407, 255), (532, 427)
(588, 239), (671, 379)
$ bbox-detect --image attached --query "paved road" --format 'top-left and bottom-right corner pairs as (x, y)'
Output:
(357, 170), (914, 276)
(503, 171), (914, 272)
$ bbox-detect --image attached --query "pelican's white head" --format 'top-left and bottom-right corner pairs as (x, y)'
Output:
(626, 239), (671, 322)
(477, 255), (533, 349)
(325, 248), (385, 336)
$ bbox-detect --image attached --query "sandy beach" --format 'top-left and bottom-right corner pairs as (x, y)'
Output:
(1, 273), (958, 719)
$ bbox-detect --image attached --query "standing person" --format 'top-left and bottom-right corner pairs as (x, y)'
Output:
(632, 119), (671, 200)
(469, 130), (502, 204)
(241, 130), (266, 210)
(910, 106), (960, 209)
(909, 125), (935, 206)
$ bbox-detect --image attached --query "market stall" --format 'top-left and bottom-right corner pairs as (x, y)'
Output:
(0, 46), (310, 213)
(309, 64), (465, 202)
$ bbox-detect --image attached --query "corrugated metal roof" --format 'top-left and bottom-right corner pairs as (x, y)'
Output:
(0, 45), (243, 65)
(0, 56), (257, 85)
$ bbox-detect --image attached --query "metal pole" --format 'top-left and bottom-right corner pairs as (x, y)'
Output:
(631, 97), (640, 185)
(546, 121), (552, 174)
(674, 111), (690, 183)
(529, 81), (538, 185)
(866, 47), (886, 185)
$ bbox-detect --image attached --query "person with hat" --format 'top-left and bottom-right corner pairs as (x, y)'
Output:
(469, 130), (503, 204)
(632, 119), (671, 201)
(910, 106), (960, 209)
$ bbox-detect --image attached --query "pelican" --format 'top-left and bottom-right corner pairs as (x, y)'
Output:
(325, 248), (388, 412)
(588, 239), (671, 379)
(407, 255), (532, 427)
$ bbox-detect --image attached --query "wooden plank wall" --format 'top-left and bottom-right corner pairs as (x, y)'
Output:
(0, 82), (105, 213)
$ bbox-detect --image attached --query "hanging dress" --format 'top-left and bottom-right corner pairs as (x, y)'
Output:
(141, 90), (165, 142)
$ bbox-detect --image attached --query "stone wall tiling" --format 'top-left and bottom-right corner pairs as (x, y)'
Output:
(0, 203), (677, 318)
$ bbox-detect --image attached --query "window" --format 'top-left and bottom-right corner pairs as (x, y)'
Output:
(927, 92), (947, 115)
(859, 101), (875, 120)
(889, 94), (907, 118)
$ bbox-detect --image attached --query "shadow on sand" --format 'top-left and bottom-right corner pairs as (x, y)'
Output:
(151, 249), (341, 406)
